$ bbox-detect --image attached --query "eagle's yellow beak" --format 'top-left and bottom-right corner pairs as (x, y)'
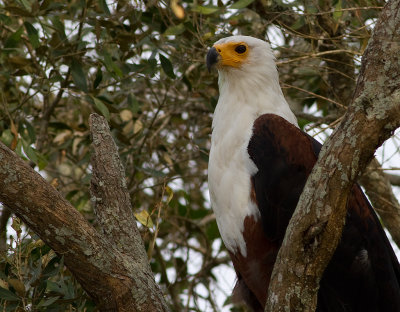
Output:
(206, 42), (249, 72)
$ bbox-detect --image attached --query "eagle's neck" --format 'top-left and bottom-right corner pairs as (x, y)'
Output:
(208, 68), (297, 256)
(213, 69), (297, 133)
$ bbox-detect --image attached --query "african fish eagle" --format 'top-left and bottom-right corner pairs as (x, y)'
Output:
(206, 35), (400, 312)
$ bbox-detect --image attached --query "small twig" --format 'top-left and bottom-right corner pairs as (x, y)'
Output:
(147, 183), (166, 259)
(282, 82), (346, 109)
(277, 49), (361, 66)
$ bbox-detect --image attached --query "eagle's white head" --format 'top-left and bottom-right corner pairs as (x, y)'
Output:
(207, 36), (276, 77)
(207, 35), (297, 126)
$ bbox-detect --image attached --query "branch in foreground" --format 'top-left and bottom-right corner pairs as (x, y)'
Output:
(266, 1), (400, 311)
(89, 114), (149, 264)
(0, 121), (169, 311)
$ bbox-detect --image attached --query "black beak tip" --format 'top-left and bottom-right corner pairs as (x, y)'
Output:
(206, 47), (219, 73)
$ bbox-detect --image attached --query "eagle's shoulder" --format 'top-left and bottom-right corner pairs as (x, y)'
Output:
(247, 114), (321, 240)
(249, 113), (321, 167)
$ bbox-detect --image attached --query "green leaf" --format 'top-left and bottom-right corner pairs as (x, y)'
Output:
(178, 203), (187, 216)
(46, 281), (65, 294)
(142, 167), (167, 177)
(24, 121), (36, 142)
(90, 96), (110, 120)
(37, 153), (48, 170)
(51, 16), (67, 40)
(128, 94), (140, 114)
(164, 24), (185, 36)
(306, 6), (317, 14)
(14, 140), (24, 160)
(191, 5), (220, 14)
(145, 58), (157, 76)
(229, 0), (255, 9)
(127, 63), (145, 73)
(206, 220), (220, 240)
(190, 207), (208, 219)
(291, 16), (305, 30)
(93, 68), (102, 89)
(182, 75), (192, 91)
(42, 256), (61, 278)
(0, 14), (12, 25)
(37, 296), (60, 307)
(1, 129), (13, 147)
(24, 21), (39, 48)
(22, 139), (38, 164)
(297, 117), (312, 130)
(4, 6), (32, 17)
(19, 0), (31, 10)
(98, 0), (110, 15)
(0, 287), (20, 301)
(333, 0), (343, 21)
(4, 27), (23, 50)
(102, 51), (123, 77)
(159, 54), (175, 78)
(70, 60), (88, 92)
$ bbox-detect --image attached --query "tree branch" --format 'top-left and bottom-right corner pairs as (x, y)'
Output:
(89, 114), (148, 262)
(266, 1), (400, 311)
(0, 116), (170, 311)
(359, 158), (400, 248)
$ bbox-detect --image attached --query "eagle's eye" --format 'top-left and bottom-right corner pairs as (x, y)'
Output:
(235, 45), (247, 54)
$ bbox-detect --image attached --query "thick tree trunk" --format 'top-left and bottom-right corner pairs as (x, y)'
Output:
(265, 1), (400, 311)
(0, 114), (170, 312)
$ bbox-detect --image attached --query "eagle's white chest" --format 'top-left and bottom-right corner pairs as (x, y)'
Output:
(208, 106), (259, 256)
(207, 69), (298, 256)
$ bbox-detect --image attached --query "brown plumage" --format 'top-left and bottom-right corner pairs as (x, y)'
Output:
(232, 114), (400, 311)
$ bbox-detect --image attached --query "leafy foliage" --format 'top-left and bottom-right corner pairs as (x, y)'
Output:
(0, 217), (94, 311)
(0, 0), (386, 310)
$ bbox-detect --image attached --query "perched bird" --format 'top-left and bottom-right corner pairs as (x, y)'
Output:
(207, 35), (400, 312)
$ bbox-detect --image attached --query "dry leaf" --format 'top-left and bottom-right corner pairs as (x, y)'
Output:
(120, 109), (133, 121)
(8, 279), (25, 296)
(133, 120), (143, 134)
(171, 0), (185, 19)
(134, 210), (154, 228)
(53, 130), (72, 145)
